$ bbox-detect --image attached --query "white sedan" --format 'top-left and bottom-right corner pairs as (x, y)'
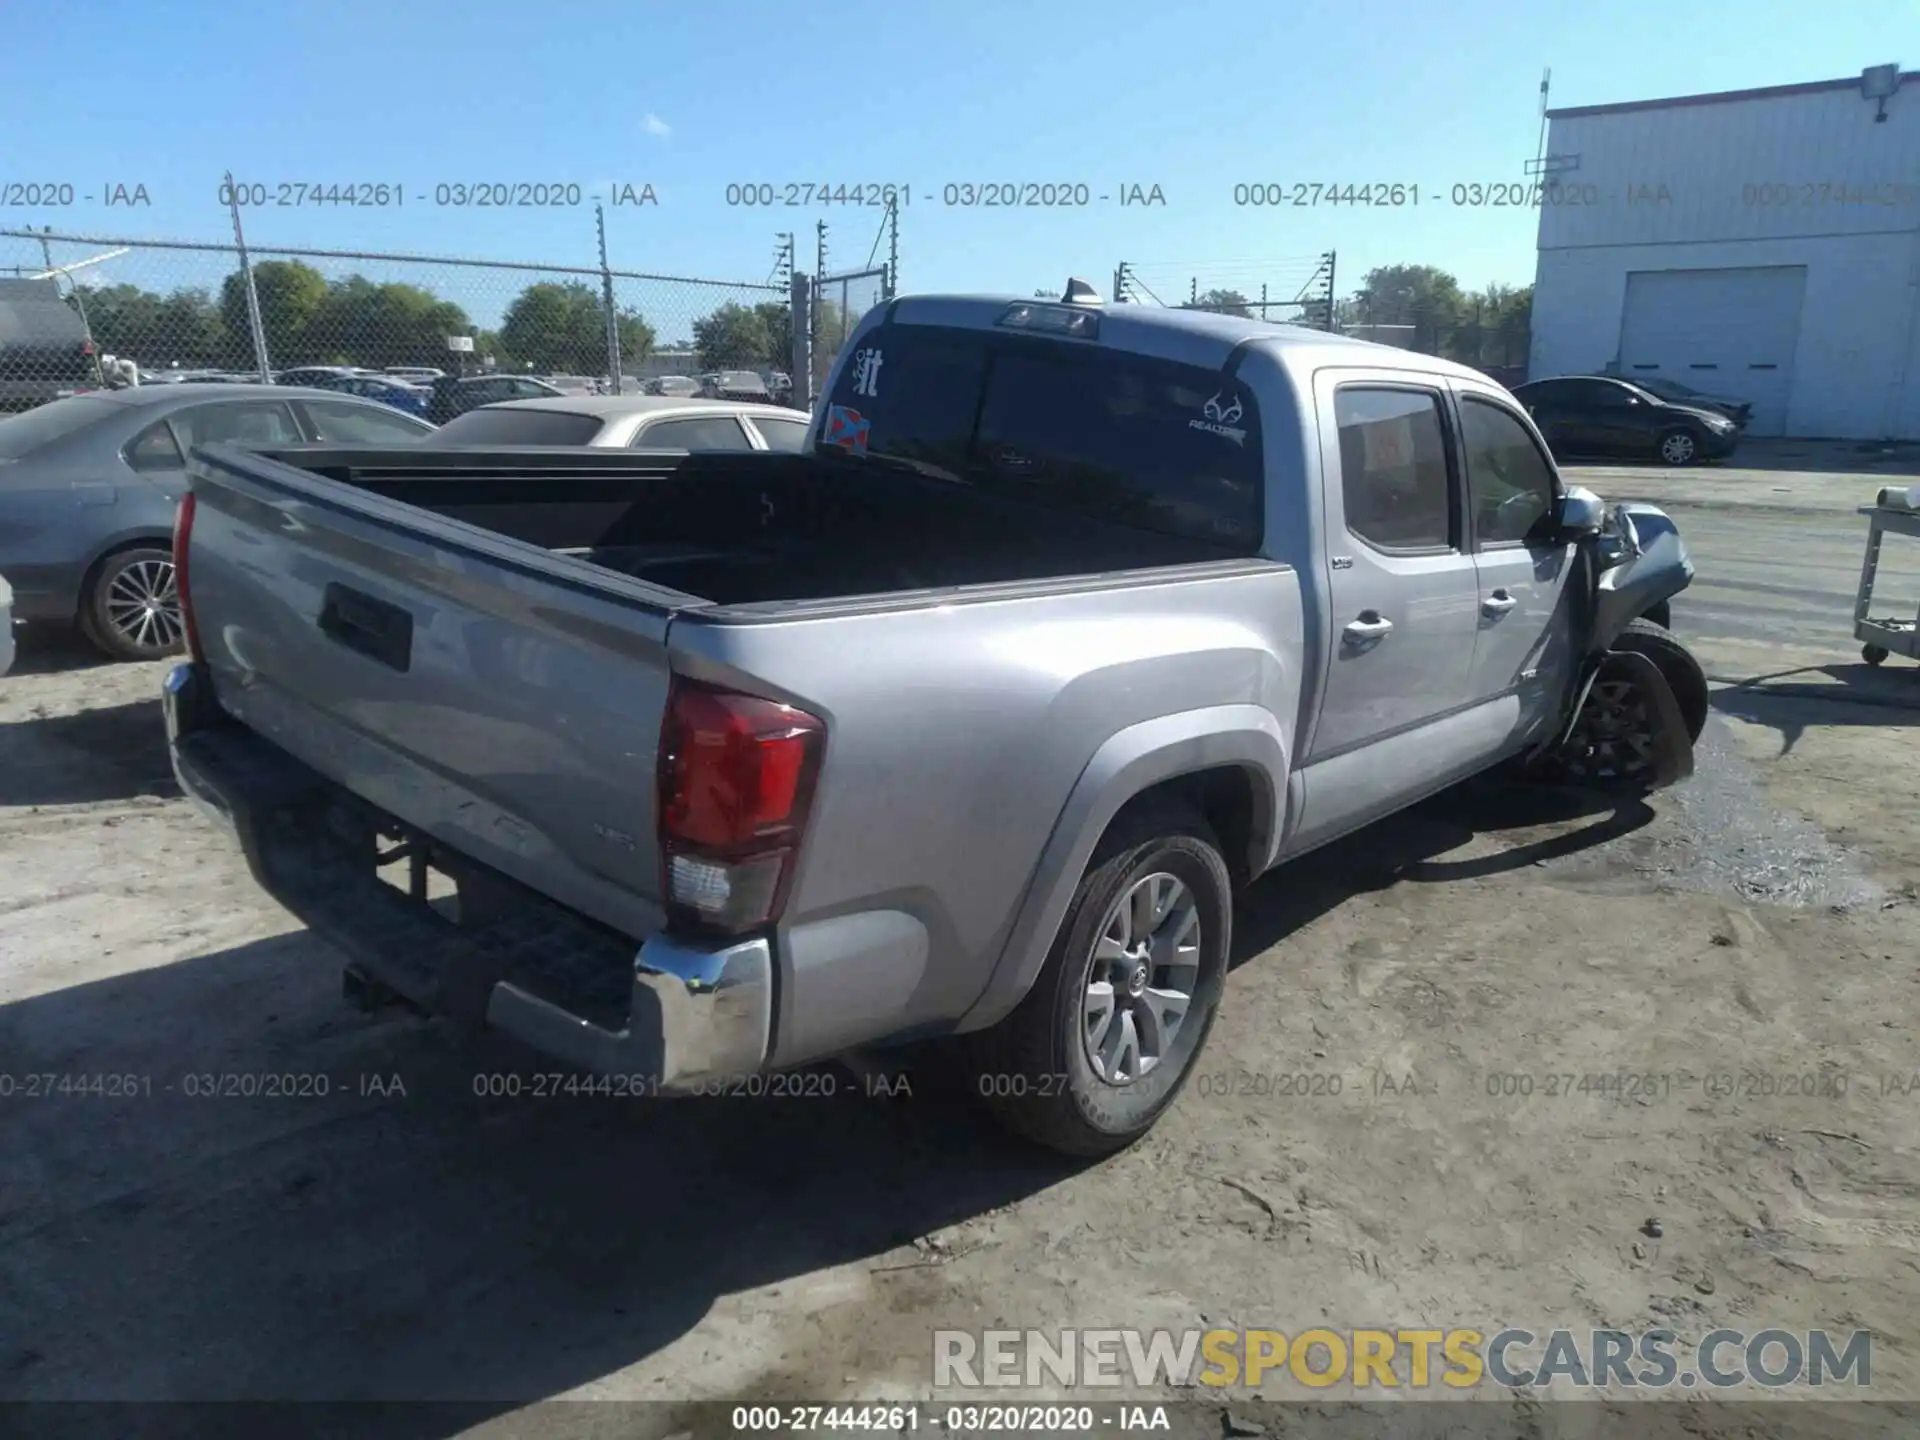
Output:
(419, 395), (813, 452)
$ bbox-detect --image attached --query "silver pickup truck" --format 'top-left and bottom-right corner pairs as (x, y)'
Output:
(163, 283), (1703, 1156)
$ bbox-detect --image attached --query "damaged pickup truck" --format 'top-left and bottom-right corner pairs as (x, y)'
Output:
(163, 282), (1703, 1156)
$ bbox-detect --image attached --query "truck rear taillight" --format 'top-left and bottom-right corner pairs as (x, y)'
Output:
(172, 491), (203, 661)
(658, 677), (824, 934)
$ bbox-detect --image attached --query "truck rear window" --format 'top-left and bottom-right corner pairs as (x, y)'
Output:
(825, 325), (1262, 549)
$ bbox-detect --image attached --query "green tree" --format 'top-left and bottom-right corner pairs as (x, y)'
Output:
(498, 281), (653, 374)
(1352, 264), (1465, 355)
(1187, 288), (1253, 318)
(752, 300), (795, 370)
(693, 302), (772, 370)
(221, 259), (327, 369)
(78, 283), (226, 368)
(305, 276), (473, 370)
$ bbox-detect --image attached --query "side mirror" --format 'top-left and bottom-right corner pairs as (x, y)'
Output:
(1556, 486), (1606, 540)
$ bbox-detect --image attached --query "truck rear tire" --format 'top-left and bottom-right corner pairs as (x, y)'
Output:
(966, 800), (1231, 1157)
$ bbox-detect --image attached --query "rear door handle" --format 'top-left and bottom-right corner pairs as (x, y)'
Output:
(1482, 589), (1518, 615)
(1343, 612), (1394, 641)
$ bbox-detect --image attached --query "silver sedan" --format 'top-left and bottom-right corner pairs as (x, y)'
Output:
(418, 394), (814, 451)
(0, 384), (434, 661)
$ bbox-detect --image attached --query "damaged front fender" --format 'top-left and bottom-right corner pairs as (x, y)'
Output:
(1590, 503), (1695, 656)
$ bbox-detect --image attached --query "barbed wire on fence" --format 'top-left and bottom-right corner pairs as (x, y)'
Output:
(1115, 252), (1336, 329)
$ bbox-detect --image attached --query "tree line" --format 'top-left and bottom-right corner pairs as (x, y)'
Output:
(68, 259), (816, 376)
(1181, 263), (1533, 372)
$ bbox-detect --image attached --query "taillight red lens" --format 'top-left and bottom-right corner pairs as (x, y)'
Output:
(661, 680), (821, 849)
(658, 677), (824, 932)
(172, 491), (202, 661)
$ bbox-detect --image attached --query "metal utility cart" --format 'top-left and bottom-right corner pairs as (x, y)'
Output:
(1853, 494), (1920, 665)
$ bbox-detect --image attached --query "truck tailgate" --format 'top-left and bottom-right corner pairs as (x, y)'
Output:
(184, 444), (692, 939)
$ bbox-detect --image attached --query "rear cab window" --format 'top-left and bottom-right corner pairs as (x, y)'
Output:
(822, 324), (1263, 550)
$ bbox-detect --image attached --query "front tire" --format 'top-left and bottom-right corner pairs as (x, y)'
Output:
(81, 545), (185, 662)
(966, 801), (1231, 1157)
(1612, 616), (1708, 743)
(1657, 428), (1700, 466)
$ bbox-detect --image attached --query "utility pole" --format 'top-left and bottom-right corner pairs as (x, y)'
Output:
(886, 194), (899, 300)
(1534, 68), (1552, 173)
(224, 170), (272, 382)
(596, 203), (622, 394)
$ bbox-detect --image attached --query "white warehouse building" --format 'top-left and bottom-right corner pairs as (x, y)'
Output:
(1529, 65), (1920, 439)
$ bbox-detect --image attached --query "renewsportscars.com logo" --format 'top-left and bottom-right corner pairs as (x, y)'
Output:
(934, 1327), (1872, 1392)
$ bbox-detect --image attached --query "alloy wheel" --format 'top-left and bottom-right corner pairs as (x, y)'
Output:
(1082, 872), (1202, 1085)
(104, 557), (183, 653)
(1564, 677), (1657, 783)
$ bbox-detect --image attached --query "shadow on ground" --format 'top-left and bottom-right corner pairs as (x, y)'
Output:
(0, 931), (1077, 1422)
(1230, 778), (1652, 968)
(5, 624), (116, 678)
(0, 776), (1654, 1430)
(1710, 661), (1920, 754)
(0, 696), (179, 804)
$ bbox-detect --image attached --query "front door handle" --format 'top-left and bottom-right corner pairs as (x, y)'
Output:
(1343, 611), (1394, 641)
(1482, 589), (1518, 616)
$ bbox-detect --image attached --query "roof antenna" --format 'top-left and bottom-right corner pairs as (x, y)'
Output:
(1062, 278), (1102, 305)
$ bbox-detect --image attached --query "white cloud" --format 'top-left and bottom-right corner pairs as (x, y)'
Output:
(642, 112), (671, 138)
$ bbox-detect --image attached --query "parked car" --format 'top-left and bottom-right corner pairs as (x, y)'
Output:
(163, 285), (1703, 1156)
(422, 373), (565, 424)
(1602, 374), (1752, 430)
(0, 278), (101, 414)
(1511, 375), (1740, 467)
(698, 369), (772, 401)
(421, 394), (813, 451)
(643, 375), (702, 398)
(0, 571), (13, 677)
(0, 385), (433, 661)
(272, 365), (364, 389)
(384, 366), (446, 384)
(300, 372), (432, 418)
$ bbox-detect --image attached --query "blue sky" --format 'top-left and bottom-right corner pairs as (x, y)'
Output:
(1, 0), (1911, 310)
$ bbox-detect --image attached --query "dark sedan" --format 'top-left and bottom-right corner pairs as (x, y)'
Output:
(1510, 375), (1741, 467)
(0, 385), (433, 660)
(423, 372), (564, 424)
(301, 371), (432, 417)
(1608, 374), (1753, 429)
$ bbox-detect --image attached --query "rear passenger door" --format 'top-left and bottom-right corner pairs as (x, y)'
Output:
(1292, 374), (1484, 848)
(1455, 385), (1575, 744)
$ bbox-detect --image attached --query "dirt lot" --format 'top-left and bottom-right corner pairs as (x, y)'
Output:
(4, 450), (1920, 1432)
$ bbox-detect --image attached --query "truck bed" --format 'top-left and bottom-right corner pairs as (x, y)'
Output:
(256, 444), (1251, 609)
(180, 442), (1266, 949)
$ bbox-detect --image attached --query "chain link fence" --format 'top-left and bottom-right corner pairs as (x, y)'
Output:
(809, 265), (891, 399)
(0, 227), (798, 413)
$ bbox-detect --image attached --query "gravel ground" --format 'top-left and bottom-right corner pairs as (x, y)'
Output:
(3, 451), (1919, 1435)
